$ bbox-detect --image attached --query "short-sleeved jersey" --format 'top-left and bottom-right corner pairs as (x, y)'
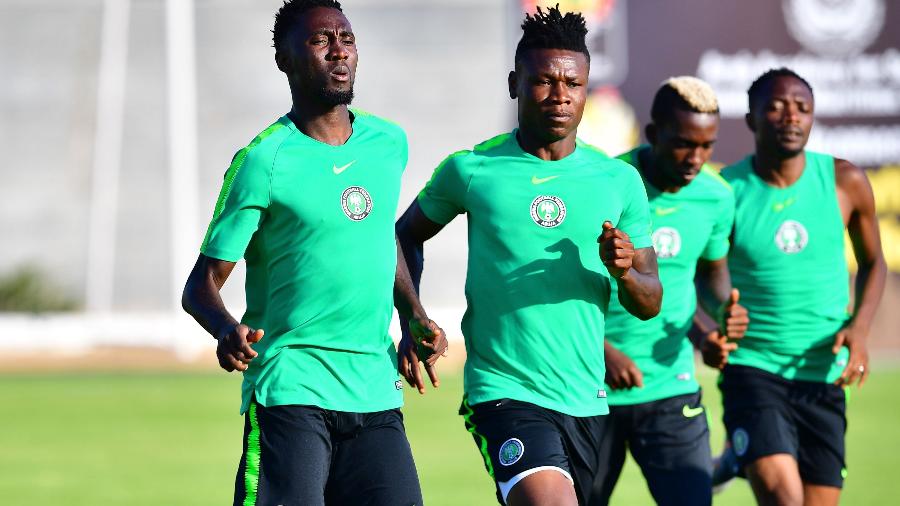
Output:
(723, 151), (850, 382)
(201, 111), (407, 414)
(605, 146), (735, 405)
(417, 131), (652, 417)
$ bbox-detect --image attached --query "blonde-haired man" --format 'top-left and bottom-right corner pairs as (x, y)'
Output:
(590, 77), (748, 506)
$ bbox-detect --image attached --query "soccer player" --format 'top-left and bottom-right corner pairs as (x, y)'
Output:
(589, 77), (749, 506)
(717, 67), (886, 506)
(395, 6), (662, 506)
(181, 1), (446, 504)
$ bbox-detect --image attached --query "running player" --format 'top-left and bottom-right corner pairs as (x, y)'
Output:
(395, 6), (661, 505)
(181, 1), (445, 504)
(590, 77), (748, 506)
(716, 68), (886, 506)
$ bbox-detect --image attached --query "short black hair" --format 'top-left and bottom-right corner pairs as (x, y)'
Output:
(272, 0), (343, 52)
(650, 77), (719, 127)
(747, 67), (813, 110)
(514, 4), (589, 65)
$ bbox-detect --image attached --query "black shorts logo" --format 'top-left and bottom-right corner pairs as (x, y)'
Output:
(733, 428), (750, 457)
(499, 438), (525, 466)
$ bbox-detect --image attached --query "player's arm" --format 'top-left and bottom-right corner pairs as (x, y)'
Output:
(693, 257), (748, 369)
(604, 341), (643, 390)
(395, 201), (448, 393)
(598, 221), (662, 320)
(834, 159), (887, 387)
(182, 254), (263, 372)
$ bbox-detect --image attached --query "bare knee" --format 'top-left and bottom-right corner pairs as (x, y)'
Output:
(505, 469), (577, 506)
(746, 454), (804, 506)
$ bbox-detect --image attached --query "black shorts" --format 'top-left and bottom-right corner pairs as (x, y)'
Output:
(590, 391), (712, 506)
(719, 364), (847, 488)
(234, 400), (422, 506)
(460, 397), (605, 505)
(589, 390), (712, 506)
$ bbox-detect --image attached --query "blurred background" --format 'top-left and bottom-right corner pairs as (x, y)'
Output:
(1, 0), (898, 504)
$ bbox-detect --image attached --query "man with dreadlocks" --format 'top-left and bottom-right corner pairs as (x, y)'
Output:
(181, 1), (446, 504)
(396, 6), (661, 505)
(589, 77), (748, 506)
(711, 67), (885, 506)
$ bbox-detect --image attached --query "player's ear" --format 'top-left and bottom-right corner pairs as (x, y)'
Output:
(508, 71), (518, 99)
(745, 112), (756, 133)
(645, 123), (657, 146)
(275, 50), (289, 73)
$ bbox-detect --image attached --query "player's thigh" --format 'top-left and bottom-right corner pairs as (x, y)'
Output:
(507, 469), (578, 506)
(235, 401), (331, 506)
(629, 391), (712, 506)
(588, 407), (629, 506)
(745, 454), (804, 506)
(802, 483), (840, 506)
(720, 366), (798, 468)
(326, 408), (422, 506)
(793, 381), (847, 490)
(460, 397), (576, 505)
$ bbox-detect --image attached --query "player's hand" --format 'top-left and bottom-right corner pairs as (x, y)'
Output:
(718, 288), (749, 340)
(700, 330), (738, 370)
(597, 221), (634, 280)
(398, 317), (447, 394)
(605, 345), (643, 389)
(833, 323), (870, 388)
(215, 324), (263, 372)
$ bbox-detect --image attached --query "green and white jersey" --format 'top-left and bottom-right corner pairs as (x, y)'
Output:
(723, 151), (850, 383)
(605, 146), (734, 406)
(417, 131), (652, 417)
(201, 111), (407, 414)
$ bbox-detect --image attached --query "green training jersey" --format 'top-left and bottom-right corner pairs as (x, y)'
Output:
(417, 131), (653, 417)
(201, 111), (407, 414)
(605, 146), (734, 405)
(723, 151), (850, 383)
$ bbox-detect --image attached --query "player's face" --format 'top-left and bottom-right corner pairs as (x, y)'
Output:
(747, 75), (814, 157)
(277, 7), (357, 107)
(510, 49), (589, 143)
(651, 110), (718, 187)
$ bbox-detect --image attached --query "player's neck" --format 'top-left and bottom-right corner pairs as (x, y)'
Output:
(639, 148), (683, 194)
(288, 103), (353, 146)
(752, 148), (806, 188)
(515, 129), (576, 161)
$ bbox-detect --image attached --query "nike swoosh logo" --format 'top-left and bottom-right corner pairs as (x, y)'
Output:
(333, 160), (356, 174)
(683, 405), (704, 418)
(773, 197), (795, 212)
(655, 206), (679, 216)
(531, 175), (560, 185)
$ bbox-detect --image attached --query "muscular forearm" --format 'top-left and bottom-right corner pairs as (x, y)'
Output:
(182, 270), (239, 340)
(394, 238), (427, 320)
(850, 258), (887, 330)
(688, 308), (717, 349)
(616, 269), (662, 320)
(695, 258), (732, 316)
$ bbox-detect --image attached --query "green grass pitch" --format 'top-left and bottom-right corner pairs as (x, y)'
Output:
(0, 366), (897, 505)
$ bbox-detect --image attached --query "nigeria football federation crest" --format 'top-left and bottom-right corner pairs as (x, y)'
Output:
(498, 438), (525, 466)
(341, 186), (372, 221)
(530, 195), (566, 228)
(652, 226), (682, 259)
(775, 220), (808, 254)
(732, 428), (750, 457)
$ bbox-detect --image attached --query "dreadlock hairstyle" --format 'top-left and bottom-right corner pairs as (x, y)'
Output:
(272, 0), (343, 52)
(747, 67), (813, 110)
(650, 76), (719, 127)
(514, 4), (589, 65)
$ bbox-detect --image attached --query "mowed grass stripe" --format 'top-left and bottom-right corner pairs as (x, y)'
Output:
(0, 368), (897, 505)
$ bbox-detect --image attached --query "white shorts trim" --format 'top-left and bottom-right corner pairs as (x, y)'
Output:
(497, 465), (574, 504)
